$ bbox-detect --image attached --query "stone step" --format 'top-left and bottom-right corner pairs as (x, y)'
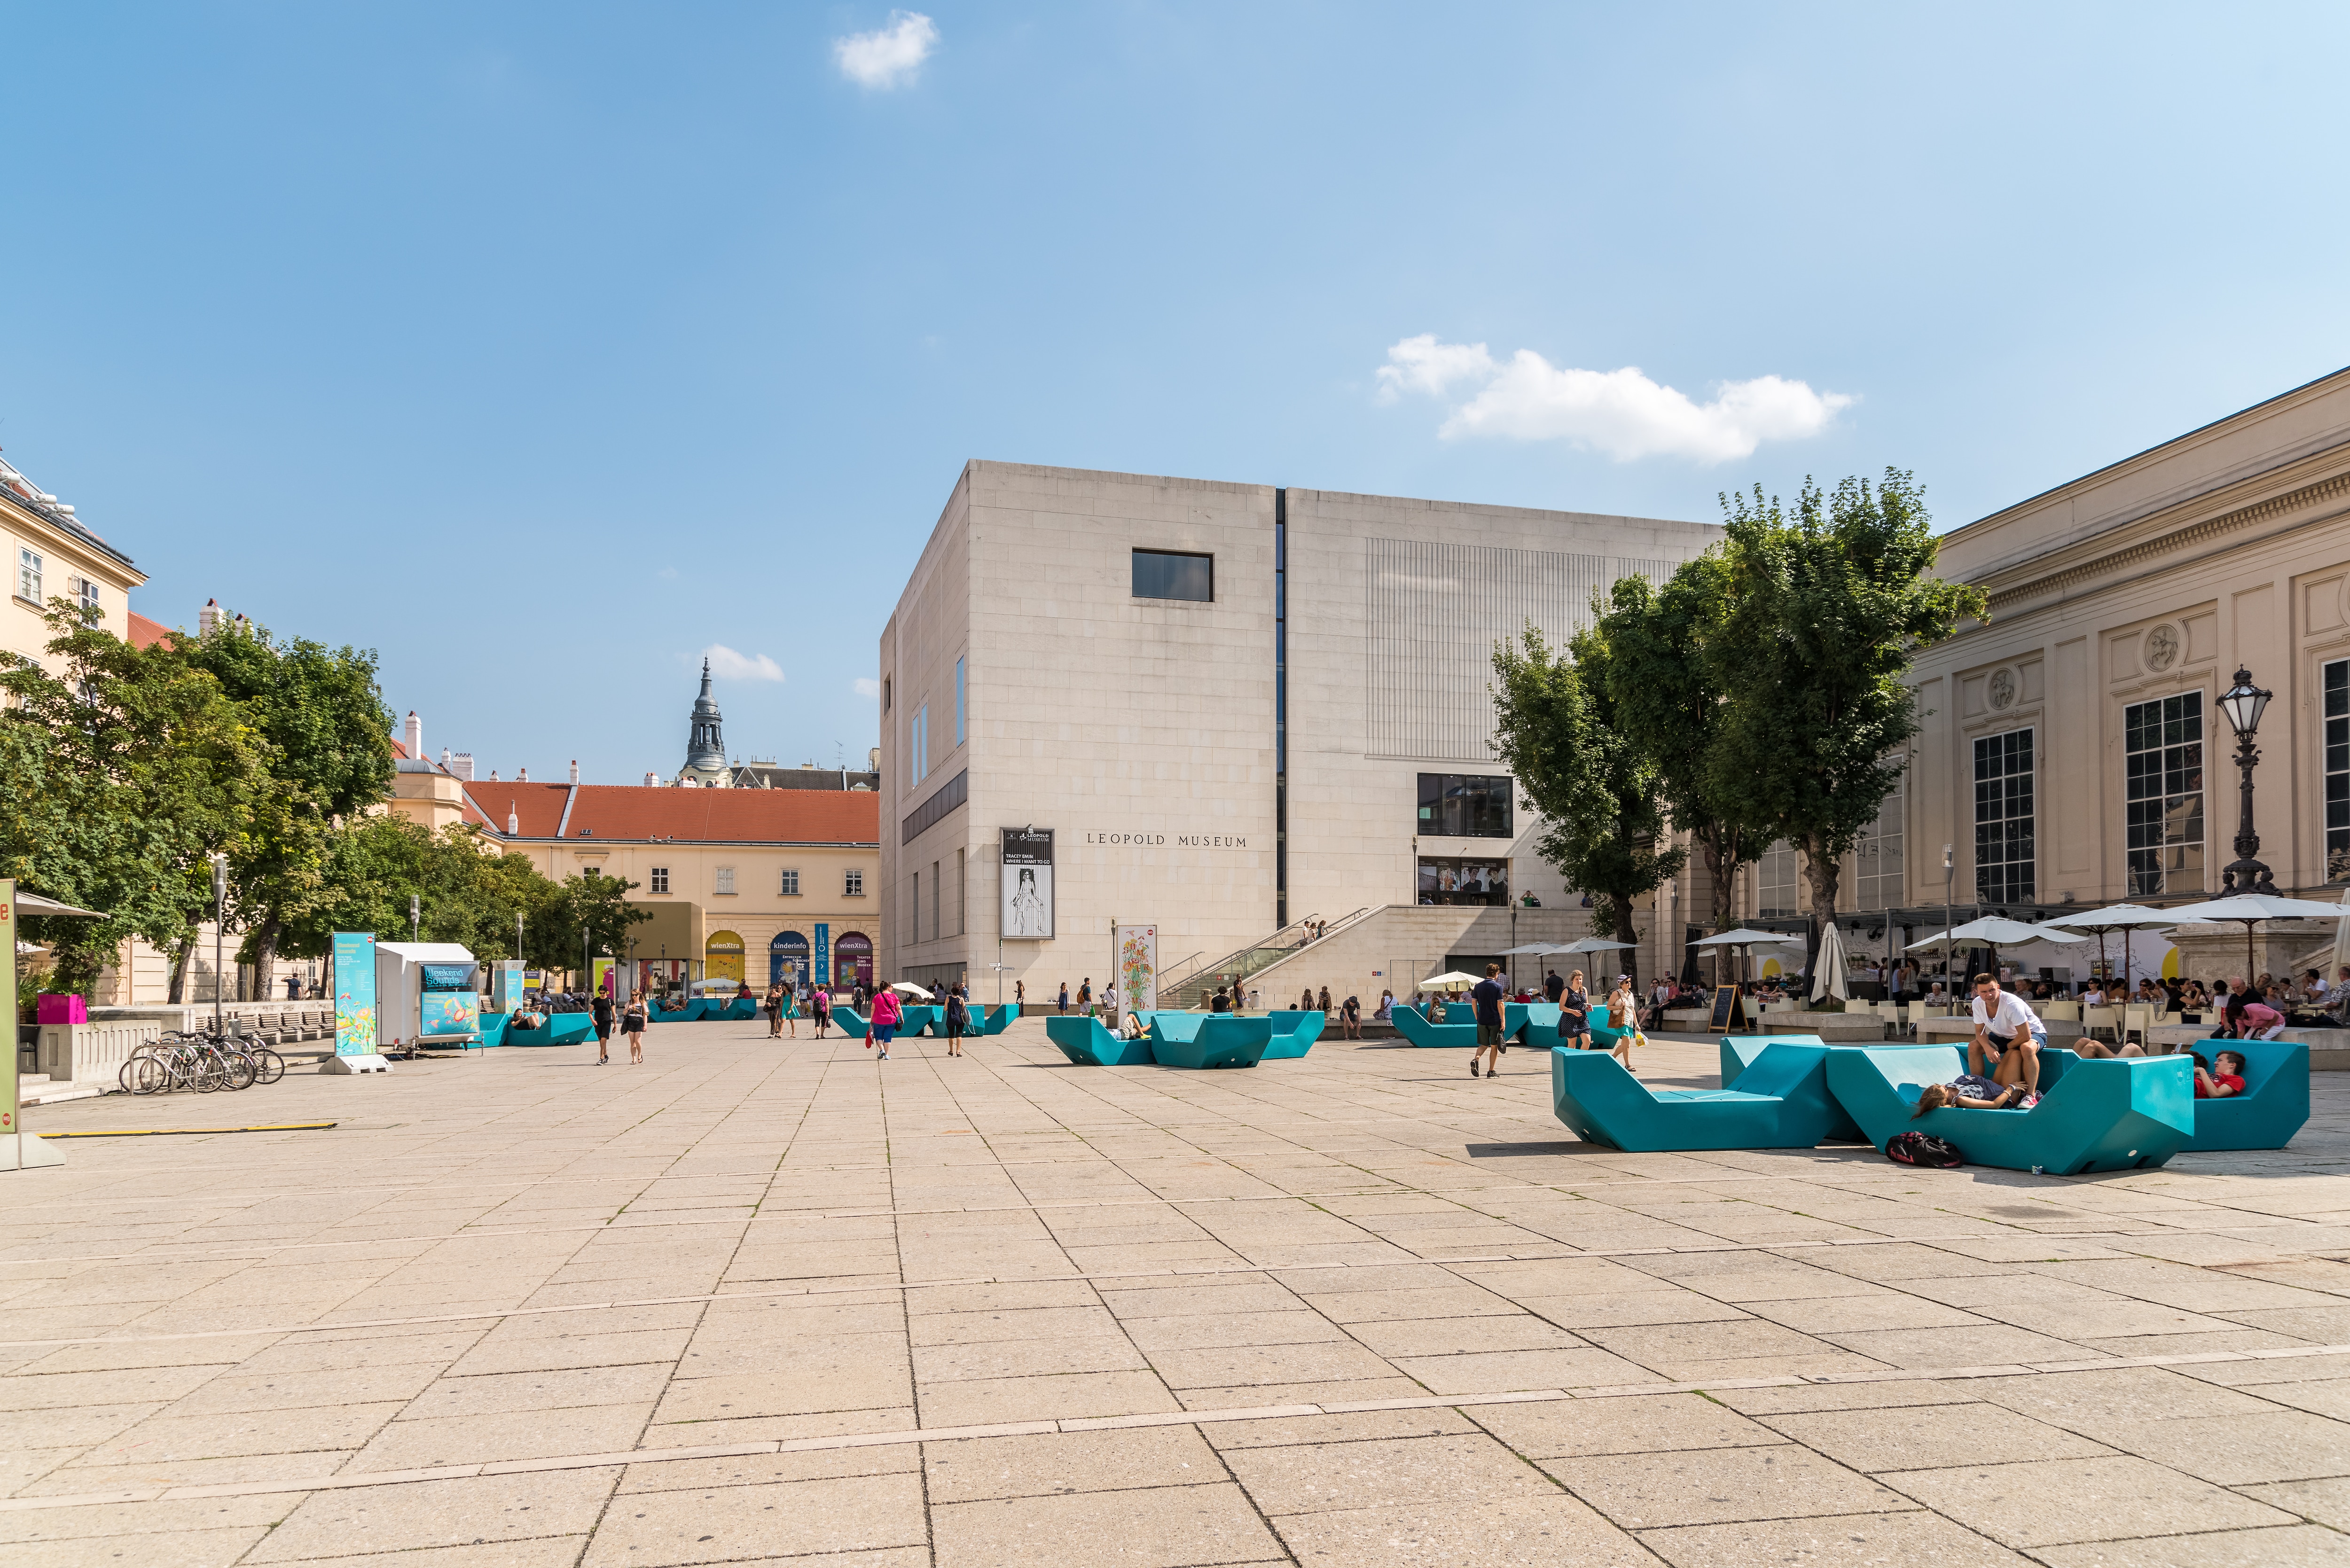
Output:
(21, 1081), (108, 1106)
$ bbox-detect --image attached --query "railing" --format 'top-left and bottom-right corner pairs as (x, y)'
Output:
(1158, 907), (1378, 1008)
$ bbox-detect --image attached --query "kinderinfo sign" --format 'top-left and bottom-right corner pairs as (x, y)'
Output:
(1001, 827), (1054, 940)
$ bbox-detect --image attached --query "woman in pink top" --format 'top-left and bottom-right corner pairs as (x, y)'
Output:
(870, 986), (902, 1060)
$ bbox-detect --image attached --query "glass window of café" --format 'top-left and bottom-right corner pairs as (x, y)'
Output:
(1418, 857), (1510, 906)
(1416, 774), (1512, 838)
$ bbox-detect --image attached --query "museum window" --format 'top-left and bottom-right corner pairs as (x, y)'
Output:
(931, 858), (942, 941)
(779, 867), (800, 896)
(72, 575), (98, 615)
(714, 866), (736, 896)
(908, 873), (920, 943)
(1974, 728), (2036, 905)
(17, 547), (40, 603)
(845, 868), (864, 896)
(1756, 841), (1801, 919)
(1132, 549), (1213, 602)
(955, 848), (967, 936)
(649, 866), (669, 894)
(909, 703), (929, 787)
(955, 655), (965, 745)
(2329, 661), (2350, 882)
(2125, 692), (2204, 897)
(1855, 769), (1905, 913)
(1416, 774), (1512, 838)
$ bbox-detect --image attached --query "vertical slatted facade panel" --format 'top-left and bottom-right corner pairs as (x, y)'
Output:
(1366, 539), (1674, 760)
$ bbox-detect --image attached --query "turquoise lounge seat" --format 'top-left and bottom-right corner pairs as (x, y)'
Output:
(975, 1004), (1017, 1035)
(723, 997), (760, 1020)
(476, 1012), (509, 1049)
(1264, 1010), (1325, 1059)
(1825, 1044), (2193, 1174)
(1720, 1034), (1863, 1142)
(1588, 1002), (1636, 1053)
(542, 1013), (596, 1045)
(1392, 1002), (1528, 1047)
(828, 1006), (870, 1035)
(1144, 1012), (1271, 1069)
(1551, 1040), (1855, 1151)
(896, 1004), (941, 1036)
(1517, 1002), (1565, 1046)
(1046, 1014), (1156, 1065)
(2175, 1038), (2310, 1152)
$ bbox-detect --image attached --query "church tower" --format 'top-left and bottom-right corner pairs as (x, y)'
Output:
(676, 659), (731, 787)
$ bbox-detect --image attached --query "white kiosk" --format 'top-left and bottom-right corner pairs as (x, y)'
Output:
(375, 942), (483, 1053)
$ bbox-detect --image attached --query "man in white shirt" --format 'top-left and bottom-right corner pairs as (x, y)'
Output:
(1970, 972), (2047, 1099)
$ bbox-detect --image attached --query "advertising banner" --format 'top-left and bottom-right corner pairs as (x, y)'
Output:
(1001, 828), (1054, 939)
(333, 931), (377, 1056)
(490, 960), (525, 1013)
(814, 923), (830, 991)
(0, 880), (15, 1140)
(591, 957), (619, 1000)
(704, 932), (744, 985)
(421, 991), (480, 1038)
(1117, 924), (1158, 1013)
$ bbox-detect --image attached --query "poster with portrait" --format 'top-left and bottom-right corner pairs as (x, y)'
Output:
(1117, 924), (1157, 1013)
(1001, 827), (1054, 939)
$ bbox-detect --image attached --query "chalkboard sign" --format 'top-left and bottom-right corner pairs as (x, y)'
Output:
(1709, 984), (1747, 1033)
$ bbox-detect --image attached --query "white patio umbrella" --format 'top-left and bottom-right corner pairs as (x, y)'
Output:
(1419, 970), (1484, 991)
(1810, 921), (1849, 1005)
(2165, 893), (2350, 987)
(887, 981), (935, 1000)
(1545, 937), (1637, 954)
(1906, 915), (2089, 951)
(2042, 903), (2175, 999)
(1692, 928), (1802, 988)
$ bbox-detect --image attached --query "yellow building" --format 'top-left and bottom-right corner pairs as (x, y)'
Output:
(470, 780), (883, 994)
(0, 455), (148, 667)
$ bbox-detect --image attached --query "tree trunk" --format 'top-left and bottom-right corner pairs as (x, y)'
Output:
(1798, 835), (1843, 999)
(1611, 898), (1641, 993)
(1696, 824), (1746, 931)
(252, 916), (282, 1002)
(166, 935), (194, 1004)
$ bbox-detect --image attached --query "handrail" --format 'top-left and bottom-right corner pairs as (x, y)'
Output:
(1158, 905), (1381, 1003)
(1160, 913), (1325, 996)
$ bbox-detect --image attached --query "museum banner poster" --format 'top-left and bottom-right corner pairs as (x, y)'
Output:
(333, 931), (377, 1057)
(1117, 924), (1157, 1013)
(0, 880), (16, 1139)
(1002, 827), (1054, 939)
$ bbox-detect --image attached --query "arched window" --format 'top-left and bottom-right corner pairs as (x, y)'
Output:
(770, 930), (809, 987)
(834, 932), (873, 989)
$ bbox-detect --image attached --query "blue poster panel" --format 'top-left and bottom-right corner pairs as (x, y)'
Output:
(333, 931), (377, 1056)
(814, 923), (830, 992)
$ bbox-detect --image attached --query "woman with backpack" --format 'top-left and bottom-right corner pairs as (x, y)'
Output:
(869, 984), (902, 1060)
(943, 987), (970, 1057)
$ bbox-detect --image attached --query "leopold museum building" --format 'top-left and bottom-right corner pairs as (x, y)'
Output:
(876, 460), (1718, 1005)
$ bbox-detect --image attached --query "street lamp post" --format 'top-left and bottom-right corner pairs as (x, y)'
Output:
(210, 853), (227, 1038)
(1941, 843), (1955, 991)
(2216, 666), (2281, 897)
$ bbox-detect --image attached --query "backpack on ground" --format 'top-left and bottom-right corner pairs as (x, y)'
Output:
(1885, 1131), (1963, 1168)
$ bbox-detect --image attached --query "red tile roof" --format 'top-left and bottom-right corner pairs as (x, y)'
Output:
(460, 783), (879, 845)
(126, 612), (171, 650)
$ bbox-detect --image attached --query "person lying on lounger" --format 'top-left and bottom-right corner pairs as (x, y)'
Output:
(1911, 1075), (2027, 1116)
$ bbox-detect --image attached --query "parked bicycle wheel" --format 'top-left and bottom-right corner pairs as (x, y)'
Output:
(249, 1048), (285, 1085)
(221, 1053), (257, 1091)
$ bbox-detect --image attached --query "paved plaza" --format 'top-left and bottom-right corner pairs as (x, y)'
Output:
(9, 1022), (2350, 1566)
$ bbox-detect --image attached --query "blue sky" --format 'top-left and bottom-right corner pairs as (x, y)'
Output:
(6, 3), (2348, 785)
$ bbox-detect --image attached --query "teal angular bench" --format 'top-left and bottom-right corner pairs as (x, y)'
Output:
(2173, 1038), (2310, 1151)
(476, 1012), (509, 1049)
(827, 1006), (869, 1035)
(1588, 1002), (1636, 1053)
(541, 1012), (596, 1045)
(895, 1004), (940, 1036)
(1720, 1034), (1864, 1143)
(1144, 1012), (1271, 1069)
(1551, 1040), (1856, 1151)
(1825, 1044), (2193, 1174)
(1265, 1010), (1325, 1059)
(1517, 1002), (1565, 1046)
(1046, 1014), (1156, 1065)
(1392, 1002), (1528, 1047)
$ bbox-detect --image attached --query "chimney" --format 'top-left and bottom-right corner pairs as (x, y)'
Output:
(404, 710), (422, 759)
(516, 766), (528, 782)
(868, 746), (880, 772)
(507, 802), (519, 835)
(643, 772), (657, 786)
(448, 752), (475, 780)
(489, 768), (499, 782)
(569, 759), (580, 784)
(198, 599), (222, 636)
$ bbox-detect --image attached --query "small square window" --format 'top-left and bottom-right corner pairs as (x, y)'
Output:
(780, 868), (800, 896)
(845, 869), (864, 897)
(714, 866), (736, 896)
(649, 866), (669, 894)
(1133, 549), (1213, 602)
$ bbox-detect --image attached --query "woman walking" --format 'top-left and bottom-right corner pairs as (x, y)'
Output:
(1604, 978), (1642, 1072)
(623, 988), (649, 1065)
(1561, 970), (1590, 1050)
(813, 984), (832, 1038)
(944, 987), (969, 1056)
(781, 980), (799, 1038)
(591, 987), (616, 1066)
(763, 982), (783, 1038)
(870, 984), (902, 1061)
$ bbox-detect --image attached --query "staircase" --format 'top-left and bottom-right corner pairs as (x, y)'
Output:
(1158, 908), (1376, 1008)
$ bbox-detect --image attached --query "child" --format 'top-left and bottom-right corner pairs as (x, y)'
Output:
(1912, 1076), (2024, 1115)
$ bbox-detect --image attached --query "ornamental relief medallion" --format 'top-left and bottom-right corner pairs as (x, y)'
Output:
(2143, 623), (2181, 672)
(1987, 667), (2017, 710)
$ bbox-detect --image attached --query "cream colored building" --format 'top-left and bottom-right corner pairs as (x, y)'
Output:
(879, 461), (1719, 1004)
(0, 456), (146, 669)
(1696, 367), (2350, 989)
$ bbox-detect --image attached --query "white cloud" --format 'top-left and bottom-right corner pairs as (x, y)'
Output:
(853, 677), (881, 698)
(702, 644), (785, 682)
(1378, 335), (1852, 464)
(835, 11), (938, 89)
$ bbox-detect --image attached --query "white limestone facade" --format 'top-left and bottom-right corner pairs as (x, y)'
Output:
(879, 461), (1720, 1003)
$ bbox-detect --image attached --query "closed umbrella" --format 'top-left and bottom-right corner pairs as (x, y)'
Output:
(1810, 921), (1849, 1005)
(2330, 884), (2350, 994)
(2164, 893), (2350, 988)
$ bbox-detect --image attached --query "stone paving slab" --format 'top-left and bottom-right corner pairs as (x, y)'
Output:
(8, 1020), (2350, 1563)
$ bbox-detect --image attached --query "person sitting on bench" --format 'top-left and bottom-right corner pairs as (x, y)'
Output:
(2193, 1048), (2247, 1099)
(1968, 972), (2045, 1101)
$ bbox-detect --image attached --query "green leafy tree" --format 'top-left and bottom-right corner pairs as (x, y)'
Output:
(1707, 471), (1986, 937)
(171, 619), (395, 978)
(1491, 626), (1684, 988)
(0, 602), (267, 996)
(1591, 553), (1768, 934)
